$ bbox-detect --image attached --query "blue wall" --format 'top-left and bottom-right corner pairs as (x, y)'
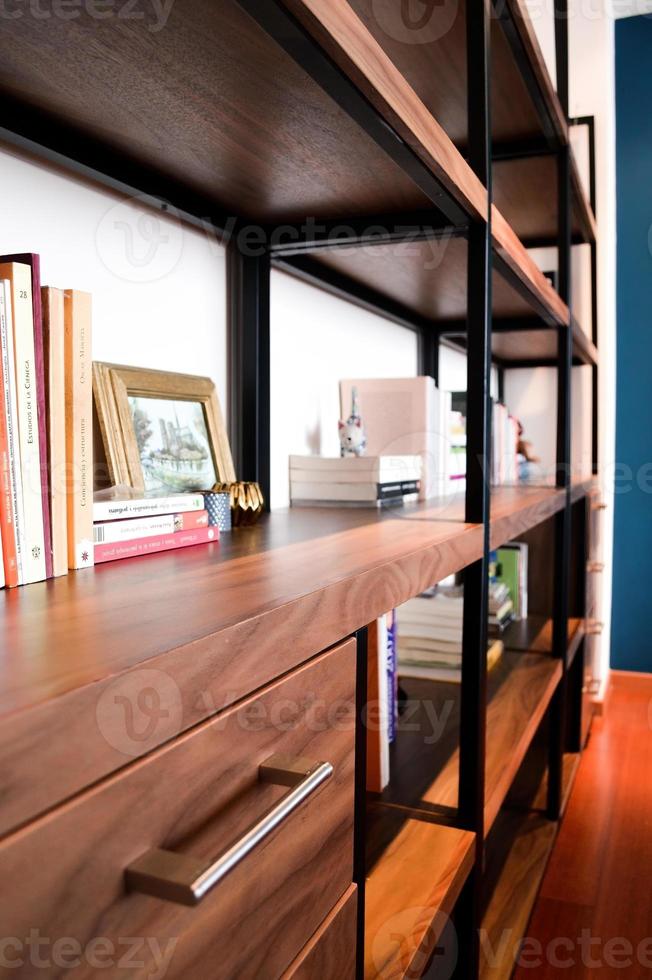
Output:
(612, 17), (652, 671)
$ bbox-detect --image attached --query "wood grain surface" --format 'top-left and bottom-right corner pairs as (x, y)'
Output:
(0, 0), (430, 222)
(514, 673), (652, 980)
(0, 484), (577, 836)
(0, 640), (356, 980)
(283, 886), (357, 980)
(281, 0), (488, 221)
(365, 808), (475, 979)
(481, 811), (558, 980)
(380, 652), (561, 837)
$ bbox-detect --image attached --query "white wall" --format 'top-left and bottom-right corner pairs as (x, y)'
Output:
(270, 272), (418, 509)
(0, 142), (419, 513)
(0, 143), (228, 393)
(523, 3), (617, 690)
(569, 6), (617, 691)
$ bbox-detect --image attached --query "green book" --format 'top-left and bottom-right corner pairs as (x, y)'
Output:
(497, 547), (521, 619)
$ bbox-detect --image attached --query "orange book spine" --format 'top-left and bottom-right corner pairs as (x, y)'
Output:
(0, 289), (19, 587)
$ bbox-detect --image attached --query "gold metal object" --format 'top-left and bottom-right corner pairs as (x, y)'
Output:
(213, 481), (265, 526)
(125, 755), (332, 906)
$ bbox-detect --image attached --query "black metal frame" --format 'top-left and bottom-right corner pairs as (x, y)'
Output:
(0, 0), (597, 973)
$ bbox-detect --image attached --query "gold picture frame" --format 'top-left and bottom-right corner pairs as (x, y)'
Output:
(93, 362), (236, 493)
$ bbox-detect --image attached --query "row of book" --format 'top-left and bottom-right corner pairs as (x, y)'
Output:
(395, 542), (529, 684)
(337, 378), (522, 501)
(93, 492), (220, 564)
(0, 253), (93, 587)
(289, 454), (421, 508)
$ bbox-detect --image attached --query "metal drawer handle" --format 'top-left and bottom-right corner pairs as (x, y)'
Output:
(591, 501), (607, 512)
(125, 755), (333, 907)
(587, 561), (605, 573)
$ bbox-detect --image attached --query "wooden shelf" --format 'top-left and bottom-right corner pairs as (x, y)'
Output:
(0, 0), (574, 333)
(380, 651), (561, 835)
(480, 810), (558, 980)
(494, 151), (597, 247)
(504, 615), (585, 662)
(365, 805), (475, 980)
(346, 0), (566, 151)
(0, 482), (581, 837)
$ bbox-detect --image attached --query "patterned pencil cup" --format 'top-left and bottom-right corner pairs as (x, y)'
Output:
(212, 482), (265, 527)
(202, 492), (233, 532)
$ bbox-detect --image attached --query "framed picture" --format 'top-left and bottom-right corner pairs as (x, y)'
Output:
(93, 363), (236, 494)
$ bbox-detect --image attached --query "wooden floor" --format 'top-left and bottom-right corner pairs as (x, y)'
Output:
(511, 671), (652, 980)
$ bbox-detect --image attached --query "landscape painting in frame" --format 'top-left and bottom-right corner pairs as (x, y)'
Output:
(128, 395), (217, 493)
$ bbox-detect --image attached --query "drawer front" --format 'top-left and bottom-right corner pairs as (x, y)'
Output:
(0, 639), (356, 980)
(283, 886), (357, 980)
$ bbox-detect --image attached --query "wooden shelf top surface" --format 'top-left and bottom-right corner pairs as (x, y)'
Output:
(365, 806), (475, 980)
(481, 810), (559, 980)
(0, 481), (591, 837)
(383, 651), (562, 834)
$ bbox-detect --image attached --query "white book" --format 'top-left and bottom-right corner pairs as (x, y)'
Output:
(93, 492), (205, 523)
(398, 663), (461, 684)
(0, 282), (24, 585)
(0, 263), (46, 583)
(290, 481), (406, 502)
(93, 512), (206, 545)
(340, 378), (440, 500)
(289, 455), (422, 483)
(400, 622), (464, 643)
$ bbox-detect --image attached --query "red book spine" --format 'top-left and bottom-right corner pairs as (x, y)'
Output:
(0, 317), (18, 587)
(3, 253), (53, 578)
(94, 526), (219, 565)
(175, 509), (209, 531)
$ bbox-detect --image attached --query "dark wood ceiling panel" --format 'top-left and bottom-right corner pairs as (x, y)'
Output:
(0, 0), (430, 221)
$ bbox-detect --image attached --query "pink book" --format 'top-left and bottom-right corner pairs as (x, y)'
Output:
(95, 525), (219, 565)
(2, 253), (53, 578)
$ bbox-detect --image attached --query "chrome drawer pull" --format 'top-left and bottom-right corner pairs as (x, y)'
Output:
(125, 755), (333, 907)
(587, 561), (605, 573)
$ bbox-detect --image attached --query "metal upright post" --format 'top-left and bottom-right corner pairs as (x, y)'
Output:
(548, 0), (573, 819)
(227, 242), (271, 505)
(457, 0), (492, 974)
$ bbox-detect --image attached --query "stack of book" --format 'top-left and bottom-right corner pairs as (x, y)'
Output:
(93, 492), (219, 564)
(289, 455), (421, 508)
(0, 252), (93, 587)
(396, 584), (505, 683)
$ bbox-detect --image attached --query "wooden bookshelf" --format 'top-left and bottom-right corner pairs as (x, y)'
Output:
(480, 811), (558, 980)
(0, 0), (601, 975)
(0, 483), (578, 837)
(365, 806), (475, 980)
(504, 615), (585, 664)
(379, 652), (562, 835)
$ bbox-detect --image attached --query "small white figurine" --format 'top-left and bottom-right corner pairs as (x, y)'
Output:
(339, 387), (367, 457)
